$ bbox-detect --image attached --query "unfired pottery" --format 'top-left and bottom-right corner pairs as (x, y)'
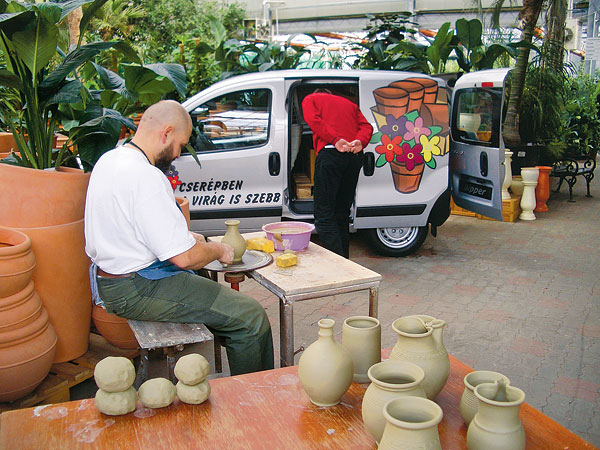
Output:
(298, 318), (354, 407)
(390, 315), (449, 399)
(361, 360), (426, 443)
(221, 219), (246, 264)
(342, 315), (381, 383)
(378, 396), (443, 450)
(460, 370), (510, 426)
(467, 381), (526, 450)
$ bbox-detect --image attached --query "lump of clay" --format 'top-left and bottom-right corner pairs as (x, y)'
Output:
(95, 386), (137, 415)
(94, 356), (136, 393)
(176, 380), (211, 405)
(174, 353), (210, 385)
(138, 378), (176, 408)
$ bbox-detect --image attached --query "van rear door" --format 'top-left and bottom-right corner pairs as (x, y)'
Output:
(450, 69), (508, 221)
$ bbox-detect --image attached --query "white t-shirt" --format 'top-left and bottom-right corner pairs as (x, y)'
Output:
(84, 146), (196, 274)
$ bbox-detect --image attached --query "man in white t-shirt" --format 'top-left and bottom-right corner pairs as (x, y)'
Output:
(84, 100), (273, 375)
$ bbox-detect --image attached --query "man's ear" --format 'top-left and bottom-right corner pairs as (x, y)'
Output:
(159, 125), (175, 144)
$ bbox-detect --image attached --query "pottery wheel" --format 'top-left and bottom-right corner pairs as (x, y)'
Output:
(203, 250), (273, 273)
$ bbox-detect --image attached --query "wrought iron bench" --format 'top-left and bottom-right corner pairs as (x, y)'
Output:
(551, 155), (596, 202)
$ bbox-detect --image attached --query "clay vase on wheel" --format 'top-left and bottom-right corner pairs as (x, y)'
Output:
(298, 318), (354, 406)
(389, 315), (449, 399)
(221, 220), (246, 264)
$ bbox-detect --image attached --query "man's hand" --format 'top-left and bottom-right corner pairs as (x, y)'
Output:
(349, 140), (363, 154)
(335, 139), (351, 153)
(191, 232), (206, 243)
(218, 243), (234, 265)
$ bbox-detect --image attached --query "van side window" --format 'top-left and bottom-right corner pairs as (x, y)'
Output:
(187, 89), (271, 152)
(451, 88), (502, 148)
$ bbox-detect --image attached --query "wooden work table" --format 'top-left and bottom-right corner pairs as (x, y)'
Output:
(0, 354), (594, 449)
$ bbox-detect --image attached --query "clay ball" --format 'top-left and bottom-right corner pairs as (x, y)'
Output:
(138, 378), (176, 408)
(95, 386), (137, 415)
(174, 353), (210, 385)
(94, 356), (136, 393)
(176, 380), (211, 405)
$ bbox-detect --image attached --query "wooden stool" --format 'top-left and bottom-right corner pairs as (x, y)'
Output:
(127, 320), (222, 387)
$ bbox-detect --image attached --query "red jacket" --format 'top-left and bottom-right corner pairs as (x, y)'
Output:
(302, 93), (373, 154)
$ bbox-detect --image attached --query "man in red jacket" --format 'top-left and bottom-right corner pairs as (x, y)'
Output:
(302, 90), (373, 258)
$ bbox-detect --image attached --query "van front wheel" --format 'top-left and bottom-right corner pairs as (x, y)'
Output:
(366, 225), (428, 257)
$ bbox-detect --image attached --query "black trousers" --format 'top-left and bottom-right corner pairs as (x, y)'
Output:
(313, 147), (364, 258)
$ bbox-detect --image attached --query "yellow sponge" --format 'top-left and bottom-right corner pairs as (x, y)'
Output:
(246, 237), (275, 253)
(276, 253), (297, 268)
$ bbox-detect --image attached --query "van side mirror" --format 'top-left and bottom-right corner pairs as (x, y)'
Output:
(363, 152), (375, 176)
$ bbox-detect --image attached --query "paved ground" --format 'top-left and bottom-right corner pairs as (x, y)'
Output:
(236, 174), (600, 447)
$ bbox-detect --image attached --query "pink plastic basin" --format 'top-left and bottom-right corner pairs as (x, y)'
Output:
(262, 221), (315, 251)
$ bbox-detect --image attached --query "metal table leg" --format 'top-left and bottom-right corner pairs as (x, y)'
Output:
(369, 286), (379, 318)
(279, 296), (294, 367)
(166, 347), (176, 383)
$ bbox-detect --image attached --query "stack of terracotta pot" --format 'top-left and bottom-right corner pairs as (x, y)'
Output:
(0, 228), (57, 401)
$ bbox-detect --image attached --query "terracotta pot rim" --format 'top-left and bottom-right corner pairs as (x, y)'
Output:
(383, 396), (443, 430)
(368, 360), (425, 390)
(474, 382), (525, 406)
(10, 217), (84, 232)
(464, 370), (510, 392)
(0, 228), (32, 257)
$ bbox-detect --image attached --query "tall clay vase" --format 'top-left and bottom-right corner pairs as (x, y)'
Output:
(221, 219), (246, 264)
(298, 318), (354, 407)
(390, 315), (449, 399)
(519, 167), (539, 221)
(342, 316), (381, 383)
(361, 360), (426, 443)
(460, 370), (510, 426)
(502, 150), (513, 200)
(534, 166), (552, 213)
(467, 382), (526, 450)
(378, 396), (443, 450)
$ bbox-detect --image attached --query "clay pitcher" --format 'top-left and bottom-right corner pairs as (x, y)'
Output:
(460, 370), (510, 426)
(221, 219), (246, 264)
(467, 381), (526, 450)
(342, 315), (381, 383)
(378, 396), (443, 450)
(390, 315), (449, 399)
(298, 318), (354, 406)
(361, 360), (426, 443)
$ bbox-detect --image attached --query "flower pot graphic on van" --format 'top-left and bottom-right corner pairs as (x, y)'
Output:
(371, 78), (449, 194)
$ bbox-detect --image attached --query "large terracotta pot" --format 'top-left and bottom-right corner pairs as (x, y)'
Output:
(0, 164), (90, 228)
(92, 305), (138, 349)
(11, 220), (91, 363)
(0, 308), (57, 401)
(0, 228), (36, 298)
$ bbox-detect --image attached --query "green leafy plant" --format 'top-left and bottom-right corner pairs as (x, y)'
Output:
(0, 0), (135, 169)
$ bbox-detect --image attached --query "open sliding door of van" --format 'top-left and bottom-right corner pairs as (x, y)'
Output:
(450, 69), (509, 221)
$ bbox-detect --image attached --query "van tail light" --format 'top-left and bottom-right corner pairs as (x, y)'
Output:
(481, 82), (494, 87)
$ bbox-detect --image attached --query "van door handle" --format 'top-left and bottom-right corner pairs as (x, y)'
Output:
(268, 152), (280, 176)
(480, 152), (488, 177)
(363, 152), (375, 176)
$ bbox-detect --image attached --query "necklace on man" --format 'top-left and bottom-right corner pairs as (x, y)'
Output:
(128, 141), (152, 165)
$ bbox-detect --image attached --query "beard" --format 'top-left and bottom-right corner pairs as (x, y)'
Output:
(155, 143), (175, 173)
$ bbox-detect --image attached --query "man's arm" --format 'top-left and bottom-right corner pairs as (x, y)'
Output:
(170, 240), (234, 270)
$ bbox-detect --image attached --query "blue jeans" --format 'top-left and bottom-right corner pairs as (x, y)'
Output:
(97, 272), (274, 375)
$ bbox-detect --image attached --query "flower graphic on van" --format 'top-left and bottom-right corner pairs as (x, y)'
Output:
(166, 165), (182, 190)
(397, 143), (424, 171)
(420, 135), (442, 169)
(376, 135), (403, 162)
(403, 117), (431, 142)
(381, 115), (407, 138)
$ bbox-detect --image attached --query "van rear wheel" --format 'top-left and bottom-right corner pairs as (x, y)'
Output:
(366, 225), (428, 257)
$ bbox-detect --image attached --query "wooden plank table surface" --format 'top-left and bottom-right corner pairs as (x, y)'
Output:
(0, 353), (595, 449)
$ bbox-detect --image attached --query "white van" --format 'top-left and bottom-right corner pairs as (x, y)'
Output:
(171, 69), (508, 256)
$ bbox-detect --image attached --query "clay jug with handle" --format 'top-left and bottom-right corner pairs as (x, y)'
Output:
(298, 318), (354, 406)
(221, 219), (246, 264)
(389, 315), (449, 399)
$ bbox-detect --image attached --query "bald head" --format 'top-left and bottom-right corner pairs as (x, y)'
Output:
(138, 100), (192, 135)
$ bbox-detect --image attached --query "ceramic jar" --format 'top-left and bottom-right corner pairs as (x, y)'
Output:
(362, 360), (426, 443)
(378, 396), (443, 450)
(460, 370), (510, 426)
(342, 316), (381, 383)
(298, 318), (354, 406)
(467, 382), (526, 450)
(221, 219), (246, 264)
(390, 315), (449, 399)
(0, 227), (36, 298)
